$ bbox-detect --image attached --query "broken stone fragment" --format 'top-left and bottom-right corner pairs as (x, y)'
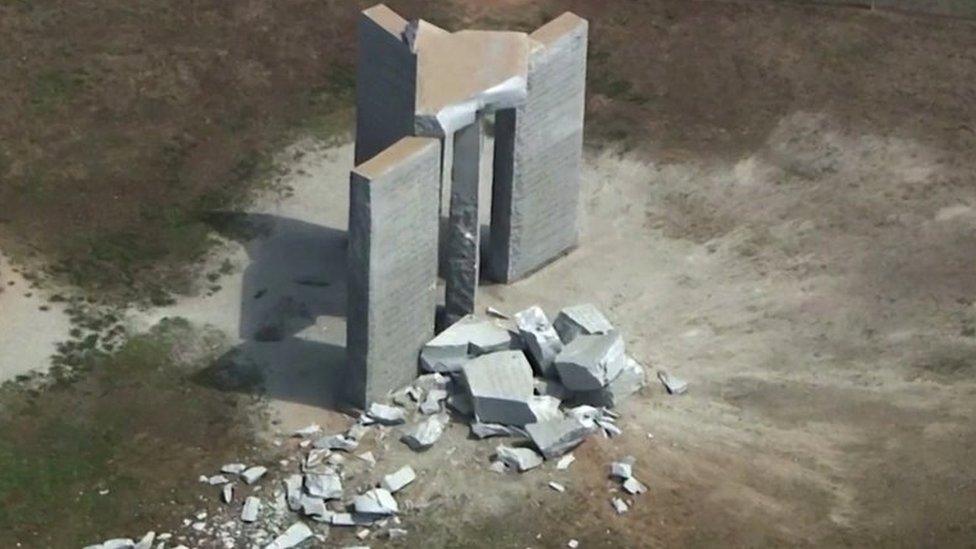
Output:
(611, 497), (629, 514)
(221, 463), (247, 475)
(554, 332), (626, 391)
(462, 350), (536, 426)
(414, 372), (450, 392)
(380, 466), (417, 493)
(555, 454), (576, 470)
(420, 315), (519, 373)
(241, 496), (262, 522)
(300, 495), (329, 521)
(401, 414), (448, 451)
(528, 395), (563, 423)
(622, 477), (648, 495)
(221, 483), (234, 504)
(367, 403), (407, 425)
(470, 422), (527, 439)
(525, 417), (593, 459)
(354, 488), (399, 515)
(133, 532), (155, 549)
(304, 472), (343, 500)
(553, 303), (614, 344)
(241, 466), (267, 485)
(292, 424), (321, 438)
(265, 522), (313, 549)
(208, 474), (229, 485)
(313, 434), (359, 452)
(305, 448), (330, 470)
(100, 539), (134, 549)
(495, 445), (543, 472)
(657, 369), (688, 395)
(548, 481), (566, 492)
(610, 460), (633, 480)
(330, 513), (375, 527)
(514, 306), (563, 376)
(283, 475), (303, 511)
(572, 356), (646, 408)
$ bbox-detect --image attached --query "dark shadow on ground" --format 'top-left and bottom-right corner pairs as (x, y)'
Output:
(194, 212), (351, 410)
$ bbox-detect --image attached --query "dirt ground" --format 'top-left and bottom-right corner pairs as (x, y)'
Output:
(1, 1), (975, 548)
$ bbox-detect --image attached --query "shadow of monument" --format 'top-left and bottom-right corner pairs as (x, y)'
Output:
(193, 212), (353, 411)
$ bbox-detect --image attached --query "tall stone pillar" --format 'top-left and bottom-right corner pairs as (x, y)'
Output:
(346, 137), (441, 407)
(443, 117), (483, 325)
(488, 14), (588, 283)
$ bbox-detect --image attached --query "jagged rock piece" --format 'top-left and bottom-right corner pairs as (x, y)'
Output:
(525, 417), (593, 459)
(354, 488), (399, 515)
(208, 474), (229, 485)
(553, 303), (614, 343)
(313, 434), (359, 452)
(419, 388), (448, 414)
(611, 497), (629, 515)
(610, 460), (632, 480)
(284, 474), (303, 511)
(292, 424), (321, 438)
(572, 355), (645, 408)
(222, 483), (234, 504)
(470, 422), (526, 439)
(241, 496), (262, 522)
(548, 481), (566, 493)
(221, 463), (247, 475)
(381, 465), (417, 493)
(554, 332), (626, 391)
(495, 445), (543, 472)
(241, 466), (267, 485)
(305, 448), (330, 470)
(622, 477), (647, 495)
(420, 315), (519, 373)
(367, 403), (407, 425)
(528, 395), (563, 423)
(462, 350), (536, 426)
(133, 532), (155, 549)
(413, 372), (450, 392)
(657, 369), (688, 395)
(401, 414), (448, 450)
(357, 451), (377, 467)
(304, 472), (343, 500)
(330, 513), (375, 527)
(265, 522), (313, 549)
(555, 453), (576, 470)
(515, 306), (563, 375)
(300, 495), (330, 522)
(101, 540), (134, 549)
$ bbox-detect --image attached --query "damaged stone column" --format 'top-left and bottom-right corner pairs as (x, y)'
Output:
(489, 14), (588, 283)
(346, 137), (442, 407)
(443, 116), (484, 324)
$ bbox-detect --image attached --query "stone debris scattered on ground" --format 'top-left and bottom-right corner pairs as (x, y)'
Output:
(495, 445), (544, 472)
(241, 465), (268, 485)
(556, 453), (576, 470)
(657, 369), (689, 395)
(611, 497), (629, 515)
(548, 481), (566, 493)
(381, 466), (417, 493)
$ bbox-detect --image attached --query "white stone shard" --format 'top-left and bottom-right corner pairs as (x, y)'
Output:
(133, 532), (155, 549)
(413, 372), (450, 392)
(548, 481), (566, 493)
(300, 495), (329, 521)
(486, 306), (510, 319)
(528, 395), (563, 423)
(304, 472), (343, 499)
(657, 369), (688, 395)
(419, 388), (448, 414)
(462, 350), (536, 426)
(622, 477), (648, 495)
(495, 445), (543, 472)
(573, 356), (646, 408)
(401, 414), (448, 450)
(555, 453), (576, 470)
(221, 483), (234, 504)
(367, 403), (407, 425)
(470, 422), (526, 439)
(568, 540), (580, 548)
(313, 434), (359, 452)
(611, 497), (629, 515)
(354, 488), (399, 515)
(208, 474), (229, 485)
(381, 465), (417, 493)
(554, 332), (626, 391)
(515, 306), (563, 376)
(610, 461), (633, 480)
(265, 522), (313, 549)
(553, 304), (614, 343)
(292, 424), (321, 437)
(420, 315), (519, 372)
(241, 496), (262, 522)
(284, 474), (303, 511)
(101, 540), (134, 549)
(525, 417), (592, 459)
(221, 463), (247, 475)
(357, 528), (371, 540)
(241, 466), (268, 485)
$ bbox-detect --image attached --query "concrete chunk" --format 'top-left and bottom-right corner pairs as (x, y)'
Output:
(241, 466), (267, 485)
(515, 306), (563, 375)
(554, 332), (626, 391)
(462, 350), (537, 426)
(420, 315), (519, 373)
(304, 472), (343, 500)
(525, 417), (592, 459)
(401, 414), (448, 450)
(354, 488), (399, 515)
(381, 466), (417, 493)
(495, 445), (543, 472)
(553, 304), (614, 343)
(367, 403), (407, 425)
(265, 522), (314, 549)
(241, 496), (261, 522)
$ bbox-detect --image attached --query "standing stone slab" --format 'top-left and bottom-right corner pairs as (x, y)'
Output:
(354, 5), (417, 165)
(347, 137), (442, 407)
(489, 13), (588, 282)
(444, 119), (483, 324)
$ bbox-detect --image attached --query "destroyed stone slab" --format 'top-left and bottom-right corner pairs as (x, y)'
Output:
(381, 466), (417, 493)
(305, 472), (343, 500)
(553, 303), (614, 343)
(462, 350), (536, 426)
(554, 332), (626, 391)
(495, 445), (543, 472)
(401, 414), (448, 450)
(571, 355), (645, 407)
(525, 417), (592, 459)
(514, 306), (563, 376)
(420, 315), (519, 373)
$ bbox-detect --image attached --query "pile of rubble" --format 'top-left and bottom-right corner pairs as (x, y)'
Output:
(86, 303), (686, 548)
